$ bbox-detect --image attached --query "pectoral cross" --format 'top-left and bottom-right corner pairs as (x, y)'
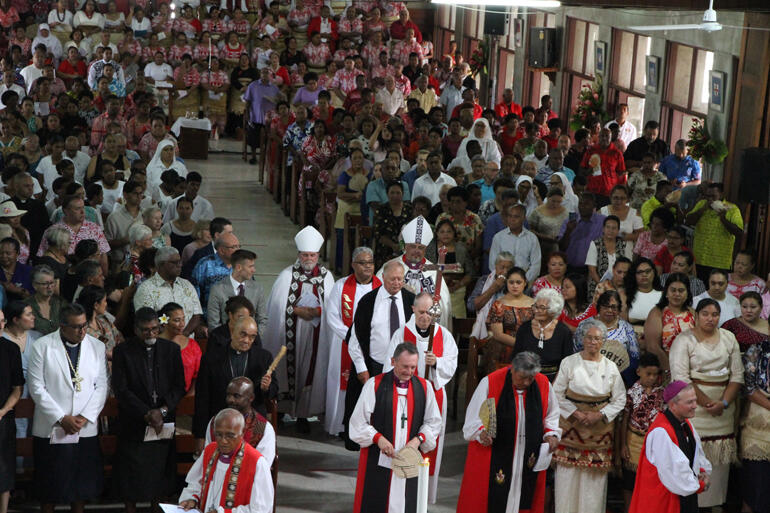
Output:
(400, 412), (408, 429)
(72, 372), (83, 393)
(152, 391), (158, 404)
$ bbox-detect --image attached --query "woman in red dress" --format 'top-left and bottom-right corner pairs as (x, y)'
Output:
(159, 302), (201, 393)
(266, 101), (295, 192)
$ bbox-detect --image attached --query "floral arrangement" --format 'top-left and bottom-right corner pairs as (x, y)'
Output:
(569, 76), (609, 131)
(468, 40), (489, 77)
(686, 118), (728, 165)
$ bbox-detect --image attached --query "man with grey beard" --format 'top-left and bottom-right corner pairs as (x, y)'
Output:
(264, 226), (335, 433)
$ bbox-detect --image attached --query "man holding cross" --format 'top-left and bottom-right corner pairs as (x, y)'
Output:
(350, 343), (442, 513)
(384, 292), (458, 504)
(376, 215), (452, 327)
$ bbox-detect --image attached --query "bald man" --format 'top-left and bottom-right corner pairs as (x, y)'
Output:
(204, 377), (276, 466)
(193, 317), (277, 456)
(180, 409), (274, 513)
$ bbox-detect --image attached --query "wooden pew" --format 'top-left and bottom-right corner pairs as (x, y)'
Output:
(290, 161), (300, 223)
(465, 335), (488, 411)
(342, 213), (363, 275)
(319, 191), (337, 263)
(355, 225), (372, 249)
(258, 131), (268, 186)
(280, 150), (290, 215)
(451, 317), (476, 420)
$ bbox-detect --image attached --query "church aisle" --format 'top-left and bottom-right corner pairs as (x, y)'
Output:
(195, 152), (467, 512)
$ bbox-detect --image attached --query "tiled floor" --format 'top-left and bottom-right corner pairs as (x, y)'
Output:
(191, 151), (470, 512)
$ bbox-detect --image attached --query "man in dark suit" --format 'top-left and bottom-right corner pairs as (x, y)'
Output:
(11, 171), (51, 255)
(181, 217), (232, 280)
(207, 295), (255, 350)
(111, 307), (186, 513)
(207, 249), (268, 333)
(193, 316), (278, 455)
(342, 260), (415, 450)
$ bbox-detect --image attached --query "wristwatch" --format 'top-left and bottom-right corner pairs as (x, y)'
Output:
(721, 399), (729, 409)
(160, 406), (169, 418)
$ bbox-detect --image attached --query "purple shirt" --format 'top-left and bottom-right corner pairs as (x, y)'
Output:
(292, 86), (325, 106)
(243, 80), (280, 124)
(558, 212), (606, 266)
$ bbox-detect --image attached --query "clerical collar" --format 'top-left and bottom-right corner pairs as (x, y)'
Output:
(395, 379), (409, 389)
(218, 452), (233, 464)
(403, 256), (424, 270)
(63, 337), (81, 347)
(416, 325), (431, 338)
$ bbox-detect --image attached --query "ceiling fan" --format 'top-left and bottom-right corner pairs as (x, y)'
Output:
(627, 0), (722, 32)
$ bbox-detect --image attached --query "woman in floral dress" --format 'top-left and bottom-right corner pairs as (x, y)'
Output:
(486, 267), (534, 373)
(300, 121), (336, 221)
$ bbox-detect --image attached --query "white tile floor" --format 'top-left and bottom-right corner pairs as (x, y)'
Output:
(190, 151), (469, 512)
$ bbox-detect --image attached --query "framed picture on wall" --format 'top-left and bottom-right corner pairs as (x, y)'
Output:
(594, 41), (607, 76)
(646, 56), (660, 93)
(514, 18), (523, 47)
(710, 71), (726, 112)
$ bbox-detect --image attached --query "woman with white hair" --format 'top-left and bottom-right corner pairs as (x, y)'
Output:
(142, 206), (170, 248)
(512, 288), (573, 381)
(469, 251), (515, 339)
(552, 318), (626, 513)
(455, 117), (502, 165)
(575, 290), (640, 388)
(34, 226), (71, 290)
(123, 224), (153, 284)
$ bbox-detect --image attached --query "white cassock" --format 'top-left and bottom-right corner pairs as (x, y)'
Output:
(203, 417), (277, 467)
(382, 318), (458, 504)
(323, 275), (379, 435)
(350, 376), (443, 513)
(376, 256), (452, 328)
(264, 263), (336, 417)
(463, 375), (562, 513)
(179, 447), (274, 513)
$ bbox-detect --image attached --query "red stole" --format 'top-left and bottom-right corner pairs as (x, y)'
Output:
(340, 275), (382, 390)
(456, 369), (551, 513)
(403, 324), (444, 475)
(629, 413), (696, 513)
(198, 441), (263, 512)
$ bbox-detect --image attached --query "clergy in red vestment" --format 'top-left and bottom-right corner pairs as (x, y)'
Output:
(307, 5), (338, 49)
(457, 352), (561, 513)
(350, 343), (442, 513)
(179, 409), (273, 513)
(628, 381), (712, 513)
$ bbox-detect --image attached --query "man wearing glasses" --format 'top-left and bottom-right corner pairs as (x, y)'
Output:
(191, 232), (241, 311)
(26, 303), (109, 513)
(323, 246), (382, 437)
(111, 307), (186, 513)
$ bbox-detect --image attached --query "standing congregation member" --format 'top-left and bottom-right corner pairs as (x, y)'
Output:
(343, 259), (415, 450)
(193, 317), (277, 456)
(179, 409), (273, 513)
(488, 203), (542, 284)
(669, 298), (743, 509)
(457, 352), (561, 513)
(376, 215), (451, 327)
(203, 377), (276, 467)
(0, 307), (22, 513)
(264, 226), (334, 432)
(384, 292), (458, 503)
(206, 249), (268, 333)
(323, 247), (381, 436)
(111, 307), (186, 513)
(27, 303), (109, 513)
(628, 381), (712, 513)
(552, 318), (626, 513)
(349, 343), (442, 513)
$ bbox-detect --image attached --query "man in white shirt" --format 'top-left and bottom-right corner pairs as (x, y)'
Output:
(143, 51), (174, 85)
(87, 46), (123, 90)
(0, 66), (24, 109)
(605, 103), (637, 148)
(162, 172), (215, 223)
(64, 136), (90, 184)
(376, 75), (405, 117)
(411, 151), (457, 206)
(439, 71), (464, 118)
(692, 269), (741, 325)
(21, 48), (46, 93)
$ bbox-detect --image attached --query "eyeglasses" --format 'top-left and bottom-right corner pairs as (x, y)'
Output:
(64, 322), (88, 331)
(533, 304), (550, 311)
(636, 268), (653, 275)
(140, 326), (160, 334)
(35, 281), (55, 287)
(601, 304), (620, 311)
(584, 335), (604, 342)
(353, 260), (375, 266)
(213, 431), (239, 441)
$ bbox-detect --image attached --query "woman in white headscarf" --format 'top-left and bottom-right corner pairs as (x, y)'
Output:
(146, 139), (187, 198)
(554, 171), (579, 213)
(32, 24), (63, 60)
(516, 175), (540, 216)
(456, 117), (502, 165)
